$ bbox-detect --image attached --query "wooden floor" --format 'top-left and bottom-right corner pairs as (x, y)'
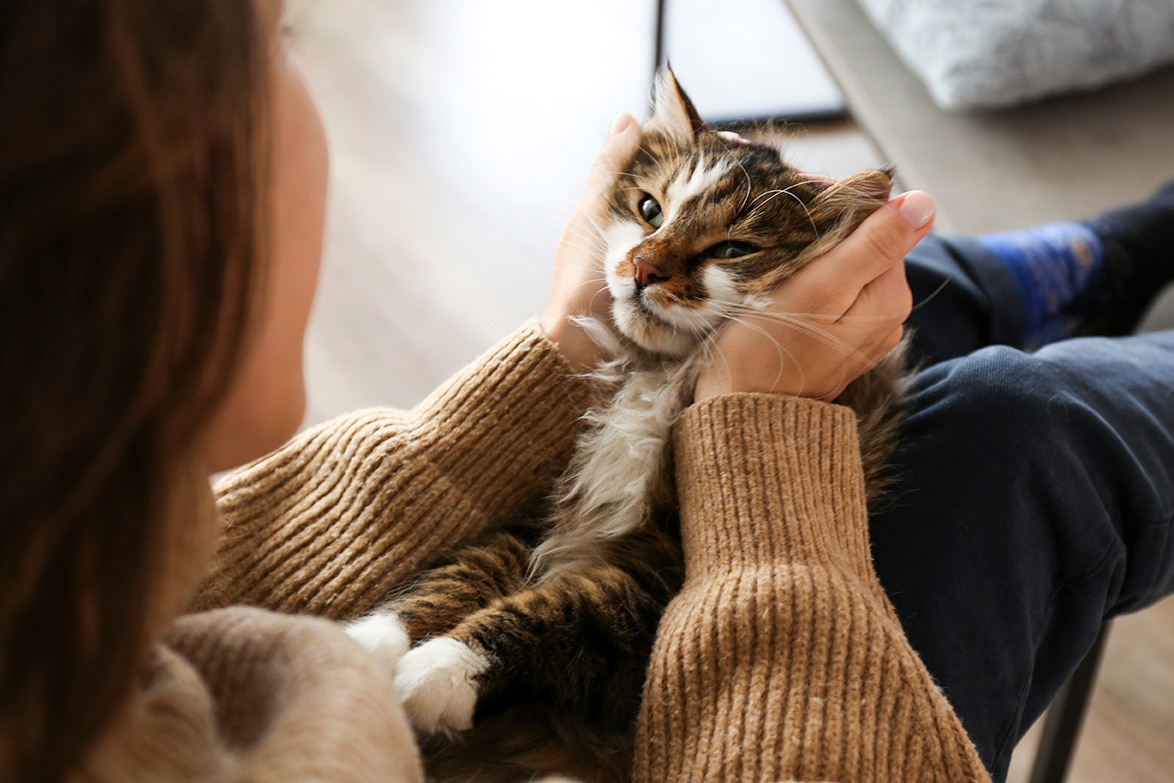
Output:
(286, 1), (1174, 780)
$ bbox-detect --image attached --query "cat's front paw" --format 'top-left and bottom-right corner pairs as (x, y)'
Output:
(345, 611), (411, 672)
(393, 637), (491, 735)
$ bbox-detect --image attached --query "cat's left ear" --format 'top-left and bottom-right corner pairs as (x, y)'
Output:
(646, 66), (705, 144)
(806, 169), (895, 247)
(812, 169), (894, 207)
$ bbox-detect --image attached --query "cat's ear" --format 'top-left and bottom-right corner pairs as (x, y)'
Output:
(647, 66), (705, 144)
(807, 169), (895, 246)
(811, 169), (894, 211)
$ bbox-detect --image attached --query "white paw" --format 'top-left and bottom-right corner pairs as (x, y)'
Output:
(345, 611), (411, 671)
(393, 637), (490, 735)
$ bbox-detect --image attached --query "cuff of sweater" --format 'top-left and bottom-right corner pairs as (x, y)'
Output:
(672, 393), (873, 579)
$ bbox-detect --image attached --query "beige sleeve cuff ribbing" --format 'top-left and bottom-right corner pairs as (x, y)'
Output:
(673, 393), (875, 579)
(195, 321), (593, 619)
(634, 393), (989, 783)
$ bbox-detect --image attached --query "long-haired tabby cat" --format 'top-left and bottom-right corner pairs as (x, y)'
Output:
(347, 69), (909, 783)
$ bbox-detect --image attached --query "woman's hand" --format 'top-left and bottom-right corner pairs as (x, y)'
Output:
(694, 191), (937, 402)
(540, 113), (642, 371)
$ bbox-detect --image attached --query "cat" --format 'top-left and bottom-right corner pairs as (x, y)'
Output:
(346, 68), (909, 783)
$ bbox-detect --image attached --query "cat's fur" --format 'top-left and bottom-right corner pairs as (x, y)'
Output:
(347, 70), (909, 783)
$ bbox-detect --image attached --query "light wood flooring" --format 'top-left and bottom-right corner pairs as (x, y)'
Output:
(286, 1), (1173, 780)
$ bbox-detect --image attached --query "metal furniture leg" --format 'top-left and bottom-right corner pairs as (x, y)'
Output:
(1028, 623), (1111, 783)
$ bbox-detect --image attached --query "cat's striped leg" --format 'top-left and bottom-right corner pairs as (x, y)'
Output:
(394, 560), (675, 735)
(346, 525), (533, 675)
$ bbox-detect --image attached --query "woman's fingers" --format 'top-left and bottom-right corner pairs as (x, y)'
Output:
(541, 113), (643, 370)
(578, 112), (642, 213)
(802, 191), (936, 317)
(841, 254), (913, 335)
(695, 191), (936, 402)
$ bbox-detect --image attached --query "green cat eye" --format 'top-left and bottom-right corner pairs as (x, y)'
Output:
(710, 241), (757, 260)
(638, 196), (664, 228)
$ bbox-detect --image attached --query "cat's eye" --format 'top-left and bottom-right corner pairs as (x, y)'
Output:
(709, 241), (758, 260)
(638, 196), (664, 228)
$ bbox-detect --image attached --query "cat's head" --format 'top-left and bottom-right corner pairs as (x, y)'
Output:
(597, 69), (893, 358)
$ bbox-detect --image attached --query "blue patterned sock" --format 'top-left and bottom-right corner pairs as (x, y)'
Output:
(977, 221), (1104, 350)
(1081, 179), (1174, 337)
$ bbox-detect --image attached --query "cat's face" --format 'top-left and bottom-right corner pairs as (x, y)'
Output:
(599, 70), (892, 358)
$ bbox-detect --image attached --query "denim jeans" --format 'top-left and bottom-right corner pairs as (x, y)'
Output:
(870, 236), (1174, 780)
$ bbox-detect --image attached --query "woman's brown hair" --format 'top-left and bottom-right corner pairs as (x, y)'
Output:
(0, 2), (271, 779)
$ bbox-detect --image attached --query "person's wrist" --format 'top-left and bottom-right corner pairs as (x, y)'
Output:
(693, 367), (734, 402)
(693, 347), (834, 403)
(694, 371), (808, 403)
(540, 309), (600, 373)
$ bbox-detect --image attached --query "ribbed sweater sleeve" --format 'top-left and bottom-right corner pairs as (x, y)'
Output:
(193, 321), (593, 620)
(634, 393), (990, 783)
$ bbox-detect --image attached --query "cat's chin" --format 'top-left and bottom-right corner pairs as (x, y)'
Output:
(612, 305), (700, 359)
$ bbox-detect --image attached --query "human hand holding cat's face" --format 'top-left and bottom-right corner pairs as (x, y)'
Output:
(541, 113), (643, 372)
(694, 191), (935, 402)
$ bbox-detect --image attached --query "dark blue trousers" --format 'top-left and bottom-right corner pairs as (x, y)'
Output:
(870, 236), (1174, 781)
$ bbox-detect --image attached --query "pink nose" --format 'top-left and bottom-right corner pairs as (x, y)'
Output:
(635, 258), (668, 286)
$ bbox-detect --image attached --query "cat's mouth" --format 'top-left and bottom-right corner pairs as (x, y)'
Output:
(627, 282), (687, 328)
(602, 236), (717, 358)
(611, 288), (708, 359)
(631, 290), (665, 319)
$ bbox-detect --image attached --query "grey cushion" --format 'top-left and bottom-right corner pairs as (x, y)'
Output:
(855, 0), (1174, 110)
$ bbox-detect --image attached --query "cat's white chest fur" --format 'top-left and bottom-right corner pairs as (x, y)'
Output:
(532, 348), (699, 577)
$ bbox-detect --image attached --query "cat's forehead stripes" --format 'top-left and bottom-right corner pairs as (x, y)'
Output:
(632, 137), (823, 237)
(665, 153), (734, 219)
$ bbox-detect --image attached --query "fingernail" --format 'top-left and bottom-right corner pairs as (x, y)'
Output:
(898, 190), (935, 229)
(610, 112), (636, 135)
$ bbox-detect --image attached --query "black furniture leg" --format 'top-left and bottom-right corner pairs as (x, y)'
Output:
(653, 0), (667, 79)
(1028, 622), (1111, 783)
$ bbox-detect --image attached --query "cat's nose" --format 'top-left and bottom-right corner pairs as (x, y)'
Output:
(634, 259), (668, 287)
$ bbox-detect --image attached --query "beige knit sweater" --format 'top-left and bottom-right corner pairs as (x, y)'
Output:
(78, 321), (990, 782)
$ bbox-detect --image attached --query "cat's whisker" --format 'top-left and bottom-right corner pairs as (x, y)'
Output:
(910, 277), (951, 313)
(718, 310), (895, 398)
(586, 286), (613, 317)
(721, 299), (837, 323)
(756, 183), (821, 242)
(745, 177), (826, 215)
(738, 304), (914, 326)
(704, 310), (810, 395)
(556, 235), (607, 256)
(558, 222), (608, 242)
(560, 223), (613, 260)
(718, 305), (860, 356)
(715, 135), (756, 218)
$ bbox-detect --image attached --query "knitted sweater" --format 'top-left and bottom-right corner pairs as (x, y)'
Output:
(78, 321), (990, 782)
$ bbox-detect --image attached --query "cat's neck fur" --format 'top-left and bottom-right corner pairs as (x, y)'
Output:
(530, 316), (700, 581)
